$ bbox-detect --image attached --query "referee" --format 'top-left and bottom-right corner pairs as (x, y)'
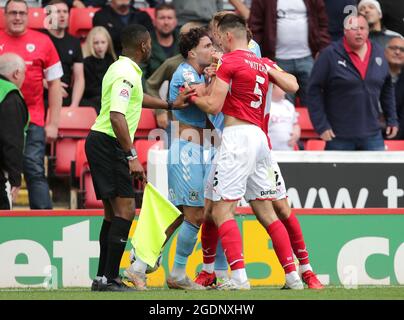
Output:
(86, 24), (192, 292)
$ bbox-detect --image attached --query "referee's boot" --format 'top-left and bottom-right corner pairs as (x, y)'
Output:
(91, 278), (104, 292)
(102, 277), (136, 292)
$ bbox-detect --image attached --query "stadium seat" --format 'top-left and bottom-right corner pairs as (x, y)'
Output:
(72, 139), (88, 179)
(0, 8), (4, 29)
(135, 108), (157, 139)
(296, 107), (318, 140)
(70, 139), (103, 208)
(134, 139), (164, 170)
(68, 7), (101, 39)
(138, 7), (156, 24)
(51, 106), (97, 176)
(384, 140), (404, 151)
(82, 171), (103, 208)
(27, 7), (46, 30)
(305, 139), (326, 150)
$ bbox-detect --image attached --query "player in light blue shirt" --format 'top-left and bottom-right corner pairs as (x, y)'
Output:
(166, 27), (221, 290)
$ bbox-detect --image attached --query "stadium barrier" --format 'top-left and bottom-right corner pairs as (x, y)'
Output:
(0, 208), (403, 288)
(148, 150), (404, 208)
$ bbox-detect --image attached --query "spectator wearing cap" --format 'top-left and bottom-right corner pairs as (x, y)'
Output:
(307, 15), (398, 150)
(378, 0), (404, 37)
(359, 0), (402, 49)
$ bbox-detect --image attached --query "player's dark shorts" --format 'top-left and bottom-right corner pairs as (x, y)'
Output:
(85, 130), (135, 200)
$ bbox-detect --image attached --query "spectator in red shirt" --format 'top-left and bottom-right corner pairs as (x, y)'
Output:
(0, 0), (63, 209)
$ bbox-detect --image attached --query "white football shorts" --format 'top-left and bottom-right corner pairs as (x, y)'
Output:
(204, 124), (287, 202)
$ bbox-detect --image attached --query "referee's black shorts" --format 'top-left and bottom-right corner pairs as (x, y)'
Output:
(85, 130), (136, 200)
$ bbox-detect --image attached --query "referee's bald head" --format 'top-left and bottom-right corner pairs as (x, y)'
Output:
(121, 24), (151, 58)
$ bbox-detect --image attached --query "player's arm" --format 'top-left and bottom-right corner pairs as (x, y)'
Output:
(193, 77), (229, 115)
(142, 89), (195, 110)
(267, 67), (299, 94)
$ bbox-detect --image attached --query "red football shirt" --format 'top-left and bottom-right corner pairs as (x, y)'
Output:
(216, 50), (270, 128)
(343, 37), (372, 80)
(0, 29), (63, 126)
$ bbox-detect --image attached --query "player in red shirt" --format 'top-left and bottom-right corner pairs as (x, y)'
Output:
(0, 0), (63, 209)
(192, 13), (302, 290)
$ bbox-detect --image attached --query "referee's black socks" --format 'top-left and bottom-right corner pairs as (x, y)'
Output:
(97, 219), (111, 278)
(104, 216), (132, 281)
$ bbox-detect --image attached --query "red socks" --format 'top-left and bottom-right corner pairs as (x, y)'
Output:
(218, 219), (244, 270)
(281, 213), (310, 265)
(266, 220), (296, 274)
(201, 220), (219, 264)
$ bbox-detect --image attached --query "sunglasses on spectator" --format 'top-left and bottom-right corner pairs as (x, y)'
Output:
(387, 45), (404, 53)
(5, 11), (28, 17)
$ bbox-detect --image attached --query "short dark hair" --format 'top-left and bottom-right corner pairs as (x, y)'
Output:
(4, 0), (28, 13)
(217, 13), (247, 34)
(46, 0), (69, 7)
(120, 24), (150, 51)
(155, 3), (176, 17)
(179, 27), (209, 59)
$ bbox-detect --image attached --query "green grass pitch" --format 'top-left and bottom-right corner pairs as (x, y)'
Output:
(0, 286), (403, 300)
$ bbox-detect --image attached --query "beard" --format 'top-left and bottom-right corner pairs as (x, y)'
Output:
(117, 4), (130, 11)
(158, 30), (174, 38)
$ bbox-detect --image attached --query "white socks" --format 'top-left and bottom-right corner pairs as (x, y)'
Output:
(299, 263), (313, 274)
(202, 263), (215, 274)
(285, 270), (300, 284)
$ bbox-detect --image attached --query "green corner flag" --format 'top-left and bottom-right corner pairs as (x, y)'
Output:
(131, 182), (182, 267)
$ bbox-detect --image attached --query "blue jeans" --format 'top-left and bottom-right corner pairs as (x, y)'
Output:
(325, 132), (385, 151)
(23, 124), (52, 209)
(276, 55), (314, 106)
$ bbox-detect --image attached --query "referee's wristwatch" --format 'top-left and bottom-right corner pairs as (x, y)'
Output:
(167, 100), (174, 111)
(125, 148), (138, 161)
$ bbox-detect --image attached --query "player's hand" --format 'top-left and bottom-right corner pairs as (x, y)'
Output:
(190, 83), (207, 98)
(173, 83), (196, 109)
(156, 111), (169, 129)
(204, 63), (217, 78)
(211, 51), (223, 64)
(10, 186), (20, 202)
(129, 158), (147, 183)
(320, 129), (335, 141)
(45, 123), (59, 142)
(386, 126), (398, 139)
